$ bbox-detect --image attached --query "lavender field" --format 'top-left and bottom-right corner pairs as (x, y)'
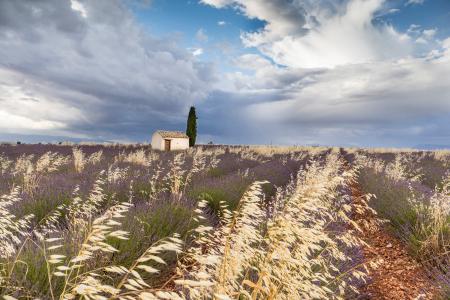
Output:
(0, 144), (448, 299)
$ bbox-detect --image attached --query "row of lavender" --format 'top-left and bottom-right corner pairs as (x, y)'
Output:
(352, 149), (449, 295)
(0, 144), (375, 299)
(0, 144), (317, 298)
(1, 144), (447, 299)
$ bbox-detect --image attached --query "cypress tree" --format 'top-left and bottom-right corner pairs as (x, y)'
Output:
(186, 106), (197, 147)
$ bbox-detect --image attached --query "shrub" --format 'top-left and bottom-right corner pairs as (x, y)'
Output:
(0, 144), (446, 299)
(357, 153), (450, 294)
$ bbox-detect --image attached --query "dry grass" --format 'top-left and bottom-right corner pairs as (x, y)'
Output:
(176, 155), (371, 299)
(356, 151), (450, 294)
(0, 144), (447, 299)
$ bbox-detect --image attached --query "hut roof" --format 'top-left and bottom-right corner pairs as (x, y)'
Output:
(155, 130), (189, 139)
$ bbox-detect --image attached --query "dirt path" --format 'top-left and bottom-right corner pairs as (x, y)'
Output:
(349, 176), (439, 300)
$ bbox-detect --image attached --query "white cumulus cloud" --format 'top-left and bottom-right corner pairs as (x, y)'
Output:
(204, 0), (419, 68)
(200, 0), (450, 146)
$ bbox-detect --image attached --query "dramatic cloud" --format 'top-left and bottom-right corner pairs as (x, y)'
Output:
(1, 0), (449, 147)
(203, 0), (419, 68)
(0, 68), (84, 137)
(204, 46), (450, 146)
(246, 55), (450, 126)
(202, 0), (308, 44)
(198, 0), (450, 146)
(0, 0), (215, 141)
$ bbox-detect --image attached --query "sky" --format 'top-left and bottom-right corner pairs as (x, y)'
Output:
(0, 0), (449, 147)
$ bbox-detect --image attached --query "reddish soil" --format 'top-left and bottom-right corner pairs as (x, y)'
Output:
(350, 179), (439, 300)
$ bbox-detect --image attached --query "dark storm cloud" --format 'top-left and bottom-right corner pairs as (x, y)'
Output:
(1, 0), (449, 147)
(0, 0), (216, 141)
(0, 0), (86, 38)
(215, 52), (450, 147)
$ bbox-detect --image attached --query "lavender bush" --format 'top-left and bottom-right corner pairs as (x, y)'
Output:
(0, 144), (446, 299)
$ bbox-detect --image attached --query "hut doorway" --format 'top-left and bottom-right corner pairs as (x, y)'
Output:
(164, 139), (171, 151)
